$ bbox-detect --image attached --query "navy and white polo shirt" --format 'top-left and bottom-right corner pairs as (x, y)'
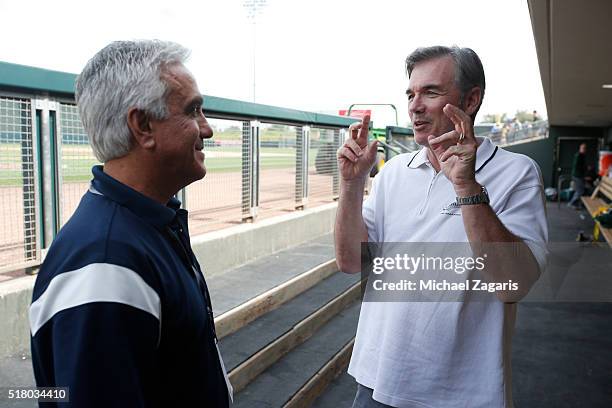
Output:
(30, 165), (230, 407)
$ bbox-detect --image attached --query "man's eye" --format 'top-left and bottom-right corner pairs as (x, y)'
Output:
(407, 94), (414, 101)
(426, 91), (438, 97)
(192, 104), (202, 115)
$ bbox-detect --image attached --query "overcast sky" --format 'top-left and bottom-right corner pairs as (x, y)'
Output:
(0, 0), (546, 127)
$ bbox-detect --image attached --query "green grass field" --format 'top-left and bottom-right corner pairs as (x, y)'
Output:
(0, 143), (326, 187)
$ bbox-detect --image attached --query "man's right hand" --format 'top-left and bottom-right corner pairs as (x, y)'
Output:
(337, 115), (379, 181)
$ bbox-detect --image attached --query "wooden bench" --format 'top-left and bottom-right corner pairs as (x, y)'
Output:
(581, 176), (612, 246)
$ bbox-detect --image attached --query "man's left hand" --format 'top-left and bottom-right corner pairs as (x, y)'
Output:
(428, 104), (481, 196)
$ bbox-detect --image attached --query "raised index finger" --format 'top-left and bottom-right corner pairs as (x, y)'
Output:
(443, 104), (474, 142)
(357, 114), (370, 146)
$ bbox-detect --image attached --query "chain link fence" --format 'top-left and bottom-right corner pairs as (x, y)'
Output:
(186, 118), (245, 235)
(0, 97), (36, 270)
(308, 127), (340, 205)
(258, 123), (297, 217)
(58, 103), (99, 226)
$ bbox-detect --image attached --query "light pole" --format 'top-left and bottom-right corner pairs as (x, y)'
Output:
(243, 0), (267, 103)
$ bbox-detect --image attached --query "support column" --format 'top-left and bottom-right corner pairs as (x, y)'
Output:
(242, 120), (259, 221)
(34, 98), (60, 252)
(295, 126), (309, 209)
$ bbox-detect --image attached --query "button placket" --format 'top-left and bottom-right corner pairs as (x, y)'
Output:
(419, 166), (440, 215)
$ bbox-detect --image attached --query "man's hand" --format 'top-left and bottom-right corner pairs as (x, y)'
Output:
(428, 104), (480, 196)
(335, 115), (374, 273)
(337, 115), (378, 182)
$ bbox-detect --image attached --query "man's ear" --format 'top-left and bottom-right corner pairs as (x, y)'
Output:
(463, 86), (482, 117)
(126, 107), (155, 149)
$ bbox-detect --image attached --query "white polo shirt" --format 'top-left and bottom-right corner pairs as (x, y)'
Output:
(347, 137), (548, 408)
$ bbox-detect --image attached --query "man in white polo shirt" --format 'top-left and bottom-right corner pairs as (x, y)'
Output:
(334, 46), (547, 407)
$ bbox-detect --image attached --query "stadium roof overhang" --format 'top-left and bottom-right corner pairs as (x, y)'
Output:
(528, 0), (612, 127)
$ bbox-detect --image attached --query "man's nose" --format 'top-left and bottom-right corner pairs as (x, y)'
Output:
(408, 95), (425, 116)
(200, 115), (213, 139)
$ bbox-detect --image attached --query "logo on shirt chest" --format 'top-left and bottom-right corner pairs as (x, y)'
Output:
(440, 201), (461, 216)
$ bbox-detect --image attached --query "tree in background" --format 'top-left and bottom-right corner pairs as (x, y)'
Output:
(514, 110), (536, 123)
(480, 110), (541, 124)
(480, 113), (507, 124)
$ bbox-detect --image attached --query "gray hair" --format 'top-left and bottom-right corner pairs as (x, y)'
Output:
(405, 45), (485, 121)
(75, 40), (190, 162)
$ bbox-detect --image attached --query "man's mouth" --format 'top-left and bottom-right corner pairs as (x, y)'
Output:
(195, 144), (205, 160)
(413, 120), (430, 130)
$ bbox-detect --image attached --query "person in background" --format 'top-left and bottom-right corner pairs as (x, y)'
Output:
(568, 143), (588, 209)
(584, 164), (598, 196)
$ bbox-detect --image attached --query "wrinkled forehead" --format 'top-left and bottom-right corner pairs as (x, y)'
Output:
(162, 63), (196, 86)
(161, 63), (200, 98)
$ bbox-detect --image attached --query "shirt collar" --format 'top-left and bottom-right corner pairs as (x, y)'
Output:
(90, 165), (182, 230)
(407, 137), (498, 173)
(406, 147), (429, 169)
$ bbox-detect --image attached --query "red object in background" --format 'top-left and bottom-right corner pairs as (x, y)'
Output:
(599, 151), (612, 176)
(338, 109), (371, 119)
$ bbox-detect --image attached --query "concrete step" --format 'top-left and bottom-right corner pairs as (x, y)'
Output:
(311, 370), (357, 408)
(211, 233), (350, 345)
(211, 231), (362, 405)
(209, 233), (335, 317)
(221, 271), (360, 392)
(231, 296), (361, 407)
(284, 339), (355, 408)
(215, 258), (339, 340)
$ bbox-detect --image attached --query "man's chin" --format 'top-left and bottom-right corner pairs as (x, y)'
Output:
(198, 166), (207, 179)
(414, 133), (430, 147)
(188, 165), (206, 184)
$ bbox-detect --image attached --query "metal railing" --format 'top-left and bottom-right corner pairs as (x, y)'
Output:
(0, 61), (364, 272)
(379, 121), (549, 158)
(485, 120), (549, 146)
(383, 125), (418, 161)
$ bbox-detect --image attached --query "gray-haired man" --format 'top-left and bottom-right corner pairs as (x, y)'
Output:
(335, 46), (548, 407)
(30, 40), (231, 407)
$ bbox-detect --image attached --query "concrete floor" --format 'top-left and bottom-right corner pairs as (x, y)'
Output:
(511, 203), (612, 407)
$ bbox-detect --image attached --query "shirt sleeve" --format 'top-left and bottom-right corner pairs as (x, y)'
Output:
(497, 160), (549, 274)
(55, 304), (158, 407)
(362, 173), (381, 243)
(30, 263), (161, 407)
